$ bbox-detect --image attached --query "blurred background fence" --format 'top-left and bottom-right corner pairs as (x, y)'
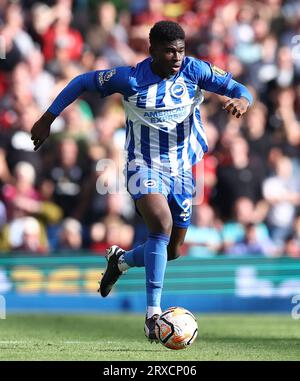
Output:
(1, 253), (299, 313)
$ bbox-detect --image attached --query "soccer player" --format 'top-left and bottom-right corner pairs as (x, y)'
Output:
(31, 21), (252, 342)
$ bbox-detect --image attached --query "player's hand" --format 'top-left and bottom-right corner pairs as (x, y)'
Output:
(31, 111), (56, 151)
(223, 97), (250, 118)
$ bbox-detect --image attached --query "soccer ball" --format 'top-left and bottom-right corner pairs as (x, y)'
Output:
(155, 307), (198, 350)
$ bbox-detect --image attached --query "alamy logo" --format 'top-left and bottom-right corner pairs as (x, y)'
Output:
(95, 157), (205, 206)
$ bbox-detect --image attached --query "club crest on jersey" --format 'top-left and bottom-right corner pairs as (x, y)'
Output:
(143, 179), (157, 188)
(170, 82), (187, 99)
(211, 65), (227, 77)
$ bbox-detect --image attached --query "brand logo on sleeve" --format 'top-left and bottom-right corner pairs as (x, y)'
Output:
(104, 69), (116, 82)
(211, 65), (227, 76)
(98, 69), (116, 86)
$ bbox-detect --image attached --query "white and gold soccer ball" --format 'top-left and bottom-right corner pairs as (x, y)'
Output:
(155, 307), (198, 350)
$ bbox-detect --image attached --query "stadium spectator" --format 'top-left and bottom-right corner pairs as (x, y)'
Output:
(57, 218), (83, 251)
(213, 136), (265, 220)
(0, 160), (62, 250)
(263, 155), (300, 246)
(0, 200), (7, 229)
(0, 147), (14, 186)
(284, 214), (300, 258)
(93, 105), (125, 146)
(184, 203), (222, 257)
(44, 137), (90, 218)
(90, 215), (134, 253)
(42, 2), (83, 62)
(222, 197), (271, 254)
(0, 24), (23, 73)
(2, 1), (36, 59)
(2, 101), (43, 180)
(0, 215), (48, 253)
(89, 221), (106, 253)
(2, 161), (41, 221)
(243, 102), (273, 173)
(86, 1), (128, 56)
(284, 235), (300, 258)
(0, 62), (33, 128)
(58, 102), (94, 144)
(27, 3), (55, 48)
(192, 118), (219, 204)
(13, 216), (48, 253)
(226, 223), (278, 257)
(274, 87), (300, 160)
(26, 49), (56, 112)
(131, 0), (166, 28)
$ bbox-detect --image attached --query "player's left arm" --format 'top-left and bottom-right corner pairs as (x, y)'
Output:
(195, 60), (253, 118)
(222, 79), (253, 118)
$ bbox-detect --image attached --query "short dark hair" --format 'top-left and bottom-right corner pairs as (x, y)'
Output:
(149, 20), (185, 46)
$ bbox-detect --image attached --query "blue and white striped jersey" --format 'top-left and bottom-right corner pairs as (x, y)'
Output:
(48, 56), (252, 176)
(95, 56), (241, 175)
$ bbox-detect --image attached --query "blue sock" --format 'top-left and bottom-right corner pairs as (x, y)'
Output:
(144, 233), (170, 308)
(123, 244), (145, 267)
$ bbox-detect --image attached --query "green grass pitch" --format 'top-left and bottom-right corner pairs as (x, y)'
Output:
(0, 314), (299, 360)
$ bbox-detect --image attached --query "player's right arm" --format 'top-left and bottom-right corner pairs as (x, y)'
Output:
(31, 67), (132, 151)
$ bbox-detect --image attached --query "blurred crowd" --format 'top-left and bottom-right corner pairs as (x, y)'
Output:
(0, 0), (300, 258)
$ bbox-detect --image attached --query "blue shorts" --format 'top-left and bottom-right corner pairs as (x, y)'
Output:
(125, 167), (195, 228)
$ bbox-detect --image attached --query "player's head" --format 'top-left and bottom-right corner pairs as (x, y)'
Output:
(149, 20), (185, 77)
